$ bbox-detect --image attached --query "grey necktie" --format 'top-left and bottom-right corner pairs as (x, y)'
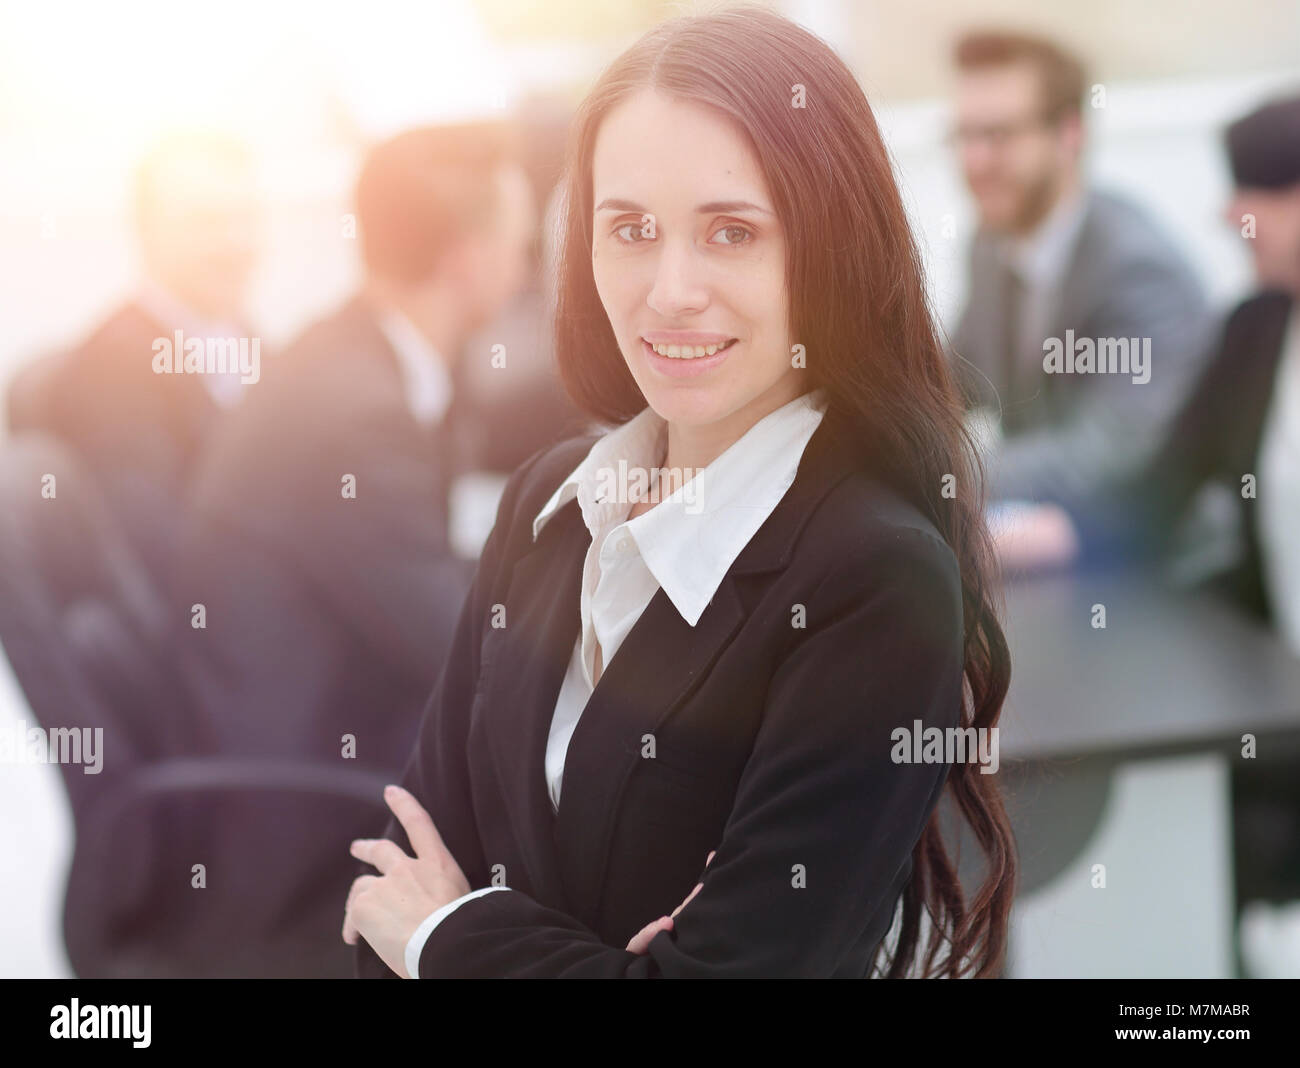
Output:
(1001, 264), (1028, 435)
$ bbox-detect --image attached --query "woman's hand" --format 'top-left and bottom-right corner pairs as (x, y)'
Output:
(625, 850), (715, 954)
(989, 501), (1080, 573)
(342, 784), (471, 978)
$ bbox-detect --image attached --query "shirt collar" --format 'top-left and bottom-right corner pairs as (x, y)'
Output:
(137, 279), (249, 408)
(372, 304), (454, 426)
(530, 402), (665, 542)
(532, 388), (828, 626)
(1002, 186), (1088, 286)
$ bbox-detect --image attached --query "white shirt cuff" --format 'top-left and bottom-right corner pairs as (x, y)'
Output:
(404, 886), (510, 978)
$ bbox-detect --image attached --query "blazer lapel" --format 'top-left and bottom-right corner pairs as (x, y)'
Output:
(475, 504), (586, 914)
(553, 573), (747, 929)
(476, 411), (863, 932)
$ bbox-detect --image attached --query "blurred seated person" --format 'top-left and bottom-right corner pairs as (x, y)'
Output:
(173, 122), (536, 769)
(456, 91), (589, 482)
(449, 97), (591, 555)
(1124, 93), (1300, 973)
(1125, 93), (1300, 654)
(945, 30), (1214, 573)
(6, 132), (261, 571)
(159, 125), (535, 976)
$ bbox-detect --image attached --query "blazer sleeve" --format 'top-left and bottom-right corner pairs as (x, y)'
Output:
(1066, 301), (1235, 560)
(1129, 300), (1249, 539)
(279, 407), (476, 687)
(987, 249), (1215, 517)
(354, 444), (546, 979)
(409, 526), (967, 978)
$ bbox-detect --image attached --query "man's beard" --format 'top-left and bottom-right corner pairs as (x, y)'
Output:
(1008, 169), (1063, 234)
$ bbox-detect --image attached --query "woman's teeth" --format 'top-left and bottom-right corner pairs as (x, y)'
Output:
(648, 340), (733, 359)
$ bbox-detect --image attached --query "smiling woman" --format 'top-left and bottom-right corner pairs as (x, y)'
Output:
(587, 89), (801, 447)
(346, 3), (1017, 979)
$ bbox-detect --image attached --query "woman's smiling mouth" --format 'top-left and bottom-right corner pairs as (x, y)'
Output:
(645, 337), (737, 358)
(640, 335), (739, 377)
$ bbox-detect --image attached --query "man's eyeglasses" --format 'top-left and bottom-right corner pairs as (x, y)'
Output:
(945, 115), (1056, 150)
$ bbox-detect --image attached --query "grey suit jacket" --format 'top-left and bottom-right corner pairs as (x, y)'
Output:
(949, 188), (1215, 535)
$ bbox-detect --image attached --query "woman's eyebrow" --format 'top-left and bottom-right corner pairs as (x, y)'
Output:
(594, 197), (773, 215)
(696, 200), (772, 215)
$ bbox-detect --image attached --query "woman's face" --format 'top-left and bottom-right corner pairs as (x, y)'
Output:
(590, 89), (804, 435)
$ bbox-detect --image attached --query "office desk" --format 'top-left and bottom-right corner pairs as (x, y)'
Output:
(982, 567), (1300, 977)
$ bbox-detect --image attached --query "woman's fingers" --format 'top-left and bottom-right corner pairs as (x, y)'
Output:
(342, 874), (378, 944)
(626, 851), (718, 952)
(625, 915), (673, 955)
(668, 851), (715, 918)
(383, 784), (445, 861)
(670, 880), (704, 919)
(349, 837), (408, 875)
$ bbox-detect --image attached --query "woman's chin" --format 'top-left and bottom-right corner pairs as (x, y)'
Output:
(638, 386), (731, 429)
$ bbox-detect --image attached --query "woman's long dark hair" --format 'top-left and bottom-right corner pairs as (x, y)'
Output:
(551, 4), (1016, 978)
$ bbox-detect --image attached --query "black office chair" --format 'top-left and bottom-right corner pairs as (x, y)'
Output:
(0, 435), (395, 977)
(62, 757), (391, 978)
(0, 433), (202, 764)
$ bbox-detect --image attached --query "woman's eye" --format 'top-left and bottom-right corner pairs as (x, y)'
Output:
(711, 224), (753, 246)
(611, 221), (753, 245)
(613, 222), (649, 243)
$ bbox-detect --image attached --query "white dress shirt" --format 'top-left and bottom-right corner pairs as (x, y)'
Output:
(137, 279), (251, 409)
(373, 305), (454, 427)
(1256, 302), (1300, 655)
(402, 387), (828, 977)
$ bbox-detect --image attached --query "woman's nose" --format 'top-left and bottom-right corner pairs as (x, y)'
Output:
(646, 240), (709, 318)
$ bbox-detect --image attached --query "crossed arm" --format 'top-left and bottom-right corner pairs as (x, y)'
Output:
(345, 468), (966, 978)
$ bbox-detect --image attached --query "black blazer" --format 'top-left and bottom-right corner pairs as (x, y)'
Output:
(1117, 290), (1294, 622)
(174, 291), (474, 765)
(6, 299), (223, 569)
(162, 294), (475, 977)
(354, 407), (967, 978)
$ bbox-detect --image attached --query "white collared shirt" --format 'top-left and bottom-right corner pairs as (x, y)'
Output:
(373, 305), (454, 427)
(1002, 186), (1088, 282)
(1256, 303), (1300, 655)
(137, 279), (250, 408)
(402, 387), (828, 977)
(999, 187), (1088, 375)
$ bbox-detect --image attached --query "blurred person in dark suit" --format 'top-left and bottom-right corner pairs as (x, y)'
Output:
(176, 122), (535, 767)
(0, 134), (260, 775)
(946, 31), (1214, 571)
(6, 132), (261, 571)
(160, 123), (535, 976)
(1127, 93), (1300, 974)
(1130, 93), (1300, 654)
(457, 92), (589, 481)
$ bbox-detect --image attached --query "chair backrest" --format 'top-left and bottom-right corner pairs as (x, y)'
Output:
(0, 434), (207, 780)
(62, 757), (393, 978)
